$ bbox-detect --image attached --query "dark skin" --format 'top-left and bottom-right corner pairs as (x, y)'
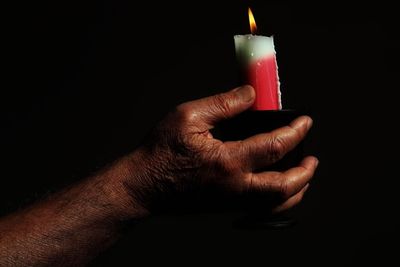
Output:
(0, 85), (318, 266)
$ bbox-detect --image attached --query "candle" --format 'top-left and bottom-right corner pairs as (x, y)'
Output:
(234, 8), (281, 110)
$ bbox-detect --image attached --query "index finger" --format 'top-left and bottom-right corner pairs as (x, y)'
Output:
(230, 116), (313, 171)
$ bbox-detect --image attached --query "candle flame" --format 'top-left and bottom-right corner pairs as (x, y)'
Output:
(248, 7), (257, 34)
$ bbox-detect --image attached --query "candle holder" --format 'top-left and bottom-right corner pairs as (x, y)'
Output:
(218, 109), (306, 229)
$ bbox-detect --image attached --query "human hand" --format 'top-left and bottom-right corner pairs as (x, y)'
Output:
(124, 85), (318, 215)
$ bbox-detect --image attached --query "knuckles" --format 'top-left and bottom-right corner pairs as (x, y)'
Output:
(266, 135), (287, 162)
(275, 179), (291, 199)
(211, 93), (233, 120)
(247, 174), (292, 200)
(205, 148), (242, 177)
(173, 103), (198, 124)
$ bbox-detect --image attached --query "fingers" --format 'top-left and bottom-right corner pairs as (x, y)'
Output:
(272, 184), (309, 213)
(233, 116), (313, 170)
(246, 156), (318, 199)
(175, 85), (255, 130)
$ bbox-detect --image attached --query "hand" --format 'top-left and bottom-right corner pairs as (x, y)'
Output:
(125, 85), (318, 215)
(0, 85), (318, 267)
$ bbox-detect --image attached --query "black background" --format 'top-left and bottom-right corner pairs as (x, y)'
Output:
(1, 1), (399, 266)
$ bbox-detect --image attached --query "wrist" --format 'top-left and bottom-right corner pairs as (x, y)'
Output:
(100, 151), (152, 221)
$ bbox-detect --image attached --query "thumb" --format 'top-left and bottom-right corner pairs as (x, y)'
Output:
(181, 85), (255, 127)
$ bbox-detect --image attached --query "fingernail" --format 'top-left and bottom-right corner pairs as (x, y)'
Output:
(292, 116), (312, 131)
(314, 158), (319, 167)
(233, 86), (254, 103)
(307, 117), (313, 130)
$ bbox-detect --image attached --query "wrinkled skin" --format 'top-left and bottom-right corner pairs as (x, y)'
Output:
(126, 85), (318, 214)
(0, 85), (318, 267)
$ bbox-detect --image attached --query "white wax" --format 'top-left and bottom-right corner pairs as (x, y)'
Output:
(234, 34), (276, 63)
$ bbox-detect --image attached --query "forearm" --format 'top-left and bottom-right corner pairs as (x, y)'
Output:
(0, 153), (147, 267)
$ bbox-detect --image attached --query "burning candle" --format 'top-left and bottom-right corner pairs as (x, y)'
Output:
(234, 8), (281, 110)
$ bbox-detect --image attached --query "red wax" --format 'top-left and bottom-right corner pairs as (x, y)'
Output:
(246, 55), (280, 110)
